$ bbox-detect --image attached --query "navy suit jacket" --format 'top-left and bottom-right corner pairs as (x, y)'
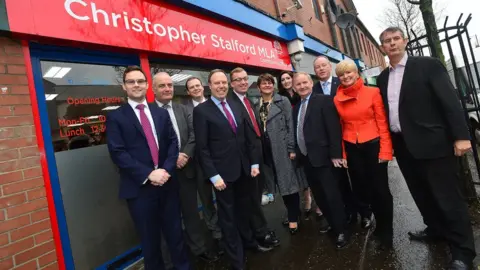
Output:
(312, 77), (341, 96)
(106, 102), (179, 199)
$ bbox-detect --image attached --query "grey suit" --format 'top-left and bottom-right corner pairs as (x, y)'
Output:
(155, 101), (216, 258)
(184, 98), (221, 239)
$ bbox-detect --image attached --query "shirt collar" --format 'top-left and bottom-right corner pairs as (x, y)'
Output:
(389, 53), (408, 70)
(234, 91), (246, 101)
(321, 76), (332, 85)
(301, 92), (312, 103)
(155, 99), (172, 108)
(128, 98), (148, 110)
(210, 96), (225, 106)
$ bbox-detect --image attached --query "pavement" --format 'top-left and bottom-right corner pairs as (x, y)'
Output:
(138, 159), (480, 270)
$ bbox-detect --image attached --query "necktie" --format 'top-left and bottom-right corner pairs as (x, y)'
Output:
(220, 101), (237, 133)
(322, 81), (330, 95)
(297, 99), (308, 155)
(243, 97), (261, 137)
(136, 104), (159, 166)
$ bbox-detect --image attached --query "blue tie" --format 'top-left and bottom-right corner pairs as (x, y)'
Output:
(322, 81), (329, 95)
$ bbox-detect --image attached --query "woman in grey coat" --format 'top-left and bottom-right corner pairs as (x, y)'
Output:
(255, 73), (306, 234)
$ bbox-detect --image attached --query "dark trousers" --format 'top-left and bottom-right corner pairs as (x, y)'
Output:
(335, 167), (359, 218)
(195, 160), (222, 240)
(282, 193), (300, 222)
(344, 139), (393, 243)
(248, 169), (270, 239)
(302, 155), (346, 234)
(127, 181), (191, 270)
(177, 169), (208, 256)
(392, 134), (476, 262)
(215, 173), (257, 270)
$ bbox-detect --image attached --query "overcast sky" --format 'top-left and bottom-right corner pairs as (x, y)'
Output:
(353, 0), (480, 63)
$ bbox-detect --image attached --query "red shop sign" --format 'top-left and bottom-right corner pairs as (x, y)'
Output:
(5, 0), (293, 70)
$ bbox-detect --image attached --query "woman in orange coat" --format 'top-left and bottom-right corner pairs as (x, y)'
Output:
(333, 60), (394, 249)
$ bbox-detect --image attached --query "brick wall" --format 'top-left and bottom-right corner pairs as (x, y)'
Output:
(0, 37), (59, 269)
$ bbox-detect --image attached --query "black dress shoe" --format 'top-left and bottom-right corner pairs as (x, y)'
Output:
(289, 226), (299, 235)
(408, 229), (442, 242)
(198, 251), (220, 263)
(252, 244), (273, 253)
(336, 233), (350, 249)
(262, 231), (280, 247)
(304, 209), (312, 220)
(361, 215), (373, 229)
(317, 215), (331, 233)
(447, 260), (469, 270)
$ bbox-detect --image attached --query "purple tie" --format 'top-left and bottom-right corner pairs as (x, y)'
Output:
(220, 101), (236, 133)
(136, 104), (159, 166)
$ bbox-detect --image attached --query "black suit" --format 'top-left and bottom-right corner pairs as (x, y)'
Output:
(293, 93), (346, 234)
(193, 97), (260, 270)
(229, 92), (272, 240)
(378, 56), (475, 263)
(313, 77), (358, 220)
(184, 99), (222, 240)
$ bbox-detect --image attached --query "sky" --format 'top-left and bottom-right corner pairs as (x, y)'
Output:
(353, 0), (480, 64)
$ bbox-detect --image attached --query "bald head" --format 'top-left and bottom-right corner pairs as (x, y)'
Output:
(152, 72), (174, 104)
(313, 56), (332, 81)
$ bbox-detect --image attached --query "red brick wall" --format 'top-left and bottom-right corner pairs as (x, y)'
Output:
(0, 37), (59, 269)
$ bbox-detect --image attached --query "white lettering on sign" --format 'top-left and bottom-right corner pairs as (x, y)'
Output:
(63, 0), (281, 61)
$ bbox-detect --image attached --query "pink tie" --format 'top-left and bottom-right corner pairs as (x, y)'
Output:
(220, 101), (237, 133)
(136, 104), (159, 166)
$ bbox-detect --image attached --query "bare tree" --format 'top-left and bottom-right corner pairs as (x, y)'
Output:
(379, 0), (424, 41)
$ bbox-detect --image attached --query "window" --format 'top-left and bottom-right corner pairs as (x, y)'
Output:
(41, 61), (127, 152)
(361, 33), (367, 56)
(355, 28), (362, 53)
(312, 0), (323, 22)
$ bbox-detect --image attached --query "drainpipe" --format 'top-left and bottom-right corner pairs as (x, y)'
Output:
(324, 0), (339, 49)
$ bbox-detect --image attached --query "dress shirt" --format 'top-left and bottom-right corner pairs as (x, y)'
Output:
(320, 76), (333, 96)
(234, 91), (249, 111)
(128, 98), (158, 184)
(297, 92), (312, 140)
(156, 100), (181, 150)
(387, 53), (408, 133)
(209, 96), (258, 184)
(192, 96), (206, 107)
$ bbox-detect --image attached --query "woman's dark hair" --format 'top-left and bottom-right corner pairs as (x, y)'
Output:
(278, 71), (294, 94)
(257, 73), (276, 86)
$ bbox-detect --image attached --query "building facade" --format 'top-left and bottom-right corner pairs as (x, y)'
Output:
(0, 0), (384, 269)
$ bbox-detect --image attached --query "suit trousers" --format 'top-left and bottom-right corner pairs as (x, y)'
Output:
(195, 160), (222, 239)
(392, 133), (476, 262)
(302, 155), (347, 234)
(127, 181), (190, 270)
(215, 172), (257, 270)
(334, 167), (359, 219)
(248, 170), (270, 239)
(344, 139), (393, 244)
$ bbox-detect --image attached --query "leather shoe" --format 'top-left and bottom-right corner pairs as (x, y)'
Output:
(408, 229), (442, 242)
(361, 214), (373, 229)
(251, 244), (273, 253)
(336, 233), (350, 249)
(289, 226), (299, 235)
(304, 209), (312, 220)
(198, 251), (220, 263)
(318, 215), (331, 233)
(261, 231), (280, 247)
(447, 260), (469, 270)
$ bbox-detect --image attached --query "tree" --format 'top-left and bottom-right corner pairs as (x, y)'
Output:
(406, 0), (445, 64)
(379, 0), (424, 41)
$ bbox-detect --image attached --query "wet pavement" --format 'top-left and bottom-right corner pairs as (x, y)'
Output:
(180, 158), (480, 270)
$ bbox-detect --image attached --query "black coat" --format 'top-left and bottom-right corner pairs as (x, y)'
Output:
(293, 93), (343, 167)
(193, 98), (260, 182)
(312, 77), (341, 96)
(377, 56), (470, 159)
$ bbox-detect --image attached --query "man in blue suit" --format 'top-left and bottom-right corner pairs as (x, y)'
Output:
(106, 66), (191, 270)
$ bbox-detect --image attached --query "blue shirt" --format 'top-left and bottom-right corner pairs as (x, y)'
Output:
(209, 96), (259, 184)
(297, 92), (312, 140)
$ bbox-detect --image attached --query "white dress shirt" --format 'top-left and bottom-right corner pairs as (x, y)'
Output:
(192, 96), (206, 107)
(128, 98), (159, 148)
(234, 91), (249, 111)
(387, 53), (408, 133)
(156, 100), (181, 149)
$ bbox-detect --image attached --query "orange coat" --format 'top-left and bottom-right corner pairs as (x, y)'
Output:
(333, 78), (393, 160)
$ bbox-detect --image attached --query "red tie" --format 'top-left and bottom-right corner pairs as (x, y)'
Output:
(243, 97), (261, 137)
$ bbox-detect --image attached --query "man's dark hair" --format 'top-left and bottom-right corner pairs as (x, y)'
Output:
(185, 76), (202, 91)
(379, 27), (406, 43)
(123, 66), (147, 83)
(208, 69), (227, 83)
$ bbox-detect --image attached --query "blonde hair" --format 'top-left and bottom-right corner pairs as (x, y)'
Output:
(335, 60), (358, 77)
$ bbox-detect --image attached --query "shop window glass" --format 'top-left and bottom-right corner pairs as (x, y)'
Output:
(41, 61), (127, 152)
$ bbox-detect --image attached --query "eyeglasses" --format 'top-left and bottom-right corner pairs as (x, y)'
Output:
(232, 77), (249, 82)
(125, 79), (147, 86)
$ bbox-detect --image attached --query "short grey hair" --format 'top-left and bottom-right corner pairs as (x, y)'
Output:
(379, 27), (406, 43)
